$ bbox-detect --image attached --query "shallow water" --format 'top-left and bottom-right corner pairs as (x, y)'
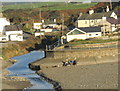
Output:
(7, 51), (53, 90)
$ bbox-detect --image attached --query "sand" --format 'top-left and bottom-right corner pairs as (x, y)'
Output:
(38, 62), (118, 89)
(36, 53), (119, 89)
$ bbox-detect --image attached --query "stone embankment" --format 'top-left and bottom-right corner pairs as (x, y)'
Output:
(29, 47), (118, 70)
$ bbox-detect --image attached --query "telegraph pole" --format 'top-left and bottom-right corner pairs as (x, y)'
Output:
(39, 8), (42, 22)
(110, 0), (112, 10)
(61, 13), (64, 44)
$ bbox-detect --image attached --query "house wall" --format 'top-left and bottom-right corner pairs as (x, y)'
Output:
(5, 30), (23, 41)
(0, 36), (9, 41)
(77, 19), (102, 27)
(111, 24), (119, 32)
(0, 18), (10, 35)
(67, 34), (86, 42)
(41, 29), (53, 32)
(111, 12), (117, 19)
(86, 32), (102, 38)
(96, 20), (112, 33)
(5, 30), (23, 36)
(10, 35), (23, 41)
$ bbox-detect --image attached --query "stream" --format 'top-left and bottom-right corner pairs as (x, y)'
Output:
(6, 51), (53, 90)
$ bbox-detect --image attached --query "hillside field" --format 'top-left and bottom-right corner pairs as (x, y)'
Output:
(1, 2), (98, 12)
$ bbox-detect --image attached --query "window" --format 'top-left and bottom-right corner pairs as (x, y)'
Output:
(91, 20), (93, 23)
(89, 34), (92, 36)
(2, 38), (6, 40)
(85, 21), (87, 24)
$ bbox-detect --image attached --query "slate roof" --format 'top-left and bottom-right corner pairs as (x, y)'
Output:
(4, 25), (22, 31)
(78, 27), (101, 33)
(107, 18), (120, 24)
(78, 11), (113, 20)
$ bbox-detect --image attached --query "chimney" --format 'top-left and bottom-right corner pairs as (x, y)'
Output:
(42, 20), (44, 23)
(89, 9), (94, 15)
(54, 19), (56, 23)
(106, 6), (109, 12)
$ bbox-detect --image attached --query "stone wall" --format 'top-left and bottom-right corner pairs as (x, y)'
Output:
(46, 48), (118, 59)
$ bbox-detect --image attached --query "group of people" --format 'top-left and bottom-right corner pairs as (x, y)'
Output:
(62, 60), (77, 66)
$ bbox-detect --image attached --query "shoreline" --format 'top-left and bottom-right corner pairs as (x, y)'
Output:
(1, 59), (32, 90)
(36, 71), (62, 91)
(30, 48), (118, 89)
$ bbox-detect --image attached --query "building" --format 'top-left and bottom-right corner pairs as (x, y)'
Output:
(76, 7), (118, 33)
(4, 25), (23, 41)
(33, 23), (42, 29)
(66, 27), (101, 42)
(0, 17), (10, 35)
(34, 30), (44, 37)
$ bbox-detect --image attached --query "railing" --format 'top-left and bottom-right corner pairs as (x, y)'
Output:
(46, 44), (119, 51)
(46, 39), (62, 50)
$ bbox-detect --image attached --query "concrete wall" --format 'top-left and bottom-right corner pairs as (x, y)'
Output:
(46, 48), (118, 59)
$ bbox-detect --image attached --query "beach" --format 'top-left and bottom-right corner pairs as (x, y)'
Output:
(31, 48), (119, 89)
(38, 61), (118, 89)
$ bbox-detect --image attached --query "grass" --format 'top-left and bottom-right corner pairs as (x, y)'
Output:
(1, 2), (97, 12)
(68, 39), (119, 46)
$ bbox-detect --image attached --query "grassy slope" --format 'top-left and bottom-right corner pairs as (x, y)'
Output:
(2, 2), (97, 12)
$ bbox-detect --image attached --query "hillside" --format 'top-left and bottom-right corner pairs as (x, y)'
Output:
(1, 2), (98, 12)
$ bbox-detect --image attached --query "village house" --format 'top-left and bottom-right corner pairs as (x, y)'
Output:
(0, 13), (10, 35)
(76, 6), (119, 33)
(66, 27), (101, 42)
(4, 25), (23, 41)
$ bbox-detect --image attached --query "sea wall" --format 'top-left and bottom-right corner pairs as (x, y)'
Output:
(29, 47), (118, 70)
(46, 48), (118, 59)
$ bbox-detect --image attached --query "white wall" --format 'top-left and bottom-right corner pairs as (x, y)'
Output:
(41, 29), (53, 32)
(0, 35), (9, 41)
(33, 23), (42, 29)
(67, 34), (87, 42)
(67, 32), (102, 42)
(86, 32), (102, 38)
(10, 35), (23, 41)
(0, 18), (10, 35)
(6, 30), (23, 36)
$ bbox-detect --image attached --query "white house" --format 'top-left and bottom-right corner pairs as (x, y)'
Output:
(41, 28), (58, 32)
(0, 18), (10, 35)
(34, 30), (44, 37)
(4, 25), (23, 41)
(66, 27), (101, 42)
(0, 35), (9, 42)
(33, 23), (42, 29)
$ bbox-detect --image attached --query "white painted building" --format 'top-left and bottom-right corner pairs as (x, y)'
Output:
(4, 25), (23, 41)
(41, 28), (58, 32)
(66, 27), (101, 42)
(5, 31), (23, 41)
(0, 35), (9, 42)
(0, 18), (10, 35)
(33, 23), (42, 29)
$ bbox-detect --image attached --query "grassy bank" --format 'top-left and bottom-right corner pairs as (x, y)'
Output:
(2, 36), (57, 60)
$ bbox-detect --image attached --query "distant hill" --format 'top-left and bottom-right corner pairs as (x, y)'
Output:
(1, 2), (98, 12)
